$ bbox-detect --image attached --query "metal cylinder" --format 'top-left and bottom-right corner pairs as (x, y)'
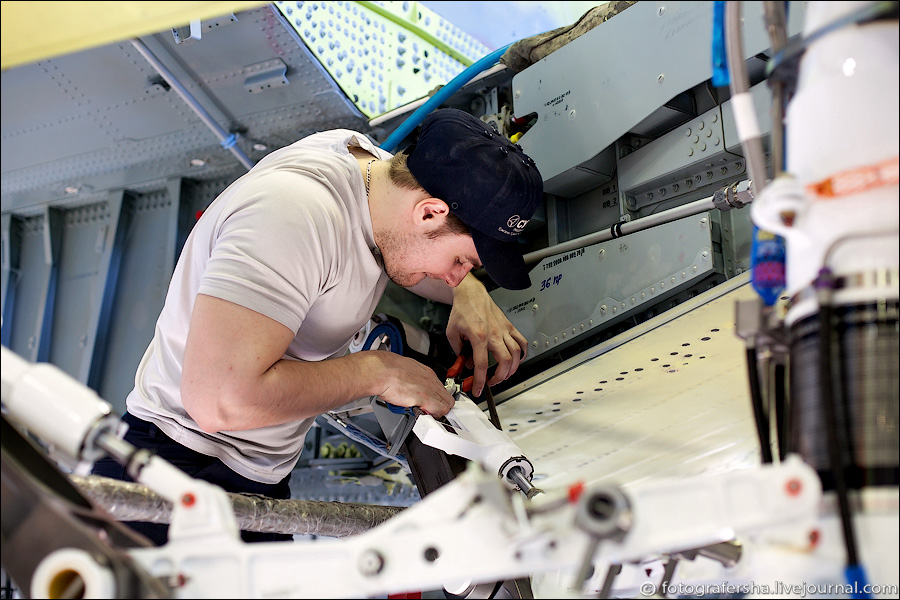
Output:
(789, 301), (900, 490)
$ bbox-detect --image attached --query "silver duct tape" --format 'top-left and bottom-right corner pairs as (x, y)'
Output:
(70, 474), (404, 538)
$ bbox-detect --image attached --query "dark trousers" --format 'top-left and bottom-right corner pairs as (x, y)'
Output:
(91, 413), (293, 546)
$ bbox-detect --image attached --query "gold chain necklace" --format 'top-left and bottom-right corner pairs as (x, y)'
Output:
(365, 159), (377, 196)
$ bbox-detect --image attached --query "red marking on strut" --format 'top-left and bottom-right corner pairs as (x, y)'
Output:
(568, 481), (585, 504)
(785, 479), (802, 496)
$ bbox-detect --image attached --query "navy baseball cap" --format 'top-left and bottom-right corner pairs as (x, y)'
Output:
(405, 108), (543, 290)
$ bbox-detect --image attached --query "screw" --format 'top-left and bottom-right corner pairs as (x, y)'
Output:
(359, 550), (385, 576)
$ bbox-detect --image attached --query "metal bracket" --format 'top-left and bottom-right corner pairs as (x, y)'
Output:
(243, 59), (290, 93)
(172, 20), (202, 45)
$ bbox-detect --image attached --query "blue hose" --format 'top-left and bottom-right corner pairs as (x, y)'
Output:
(362, 322), (404, 354)
(379, 42), (514, 153)
(712, 1), (729, 87)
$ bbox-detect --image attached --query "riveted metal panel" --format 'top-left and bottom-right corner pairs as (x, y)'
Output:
(512, 1), (807, 197)
(1, 214), (23, 346)
(46, 203), (113, 379)
(1, 5), (368, 216)
(6, 215), (54, 361)
(492, 213), (717, 364)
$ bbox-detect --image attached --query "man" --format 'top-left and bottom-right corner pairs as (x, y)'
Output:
(92, 108), (543, 545)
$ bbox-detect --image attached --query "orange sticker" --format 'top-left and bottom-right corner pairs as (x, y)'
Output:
(806, 156), (899, 198)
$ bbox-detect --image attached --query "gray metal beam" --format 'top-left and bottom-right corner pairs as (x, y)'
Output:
(34, 207), (63, 362)
(81, 192), (134, 389)
(95, 181), (183, 413)
(1, 213), (22, 346)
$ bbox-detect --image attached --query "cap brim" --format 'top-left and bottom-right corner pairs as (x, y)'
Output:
(471, 229), (532, 291)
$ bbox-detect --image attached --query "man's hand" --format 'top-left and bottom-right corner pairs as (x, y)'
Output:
(446, 274), (528, 397)
(363, 351), (457, 417)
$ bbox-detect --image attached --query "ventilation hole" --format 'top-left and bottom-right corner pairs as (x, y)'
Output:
(651, 358), (659, 362)
(615, 377), (624, 381)
(599, 380), (608, 383)
(535, 411), (543, 415)
(670, 352), (678, 356)
(553, 402), (561, 405)
(710, 328), (719, 332)
(635, 368), (643, 372)
(701, 337), (711, 341)
(682, 343), (690, 346)
(619, 371), (628, 375)
(699, 356), (706, 359)
(684, 354), (693, 358)
(663, 364), (670, 368)
(576, 391), (584, 394)
(510, 423), (518, 426)
(528, 419), (537, 423)
(509, 428), (517, 432)
(594, 388), (603, 391)
(573, 398), (582, 402)
(552, 409), (560, 412)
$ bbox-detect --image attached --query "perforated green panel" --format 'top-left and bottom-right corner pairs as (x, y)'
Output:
(274, 1), (491, 118)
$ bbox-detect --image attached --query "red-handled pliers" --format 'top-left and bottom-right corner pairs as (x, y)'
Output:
(445, 344), (503, 430)
(447, 352), (475, 394)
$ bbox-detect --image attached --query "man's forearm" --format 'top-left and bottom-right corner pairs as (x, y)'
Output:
(187, 352), (379, 432)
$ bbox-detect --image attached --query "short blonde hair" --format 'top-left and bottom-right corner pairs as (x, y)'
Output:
(388, 151), (425, 191)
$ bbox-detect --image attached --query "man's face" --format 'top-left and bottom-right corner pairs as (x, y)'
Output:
(379, 228), (481, 288)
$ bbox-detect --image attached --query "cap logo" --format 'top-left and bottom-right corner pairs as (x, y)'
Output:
(507, 215), (529, 231)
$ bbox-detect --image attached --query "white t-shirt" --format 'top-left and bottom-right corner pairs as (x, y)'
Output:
(126, 130), (392, 484)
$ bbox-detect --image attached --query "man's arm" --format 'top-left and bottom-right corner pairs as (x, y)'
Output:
(409, 273), (528, 398)
(181, 294), (456, 433)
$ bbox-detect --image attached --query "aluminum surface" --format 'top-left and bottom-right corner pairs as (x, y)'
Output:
(498, 274), (762, 490)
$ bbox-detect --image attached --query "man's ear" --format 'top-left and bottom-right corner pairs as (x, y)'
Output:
(413, 198), (450, 230)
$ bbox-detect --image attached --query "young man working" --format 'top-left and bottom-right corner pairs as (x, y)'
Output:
(92, 108), (544, 544)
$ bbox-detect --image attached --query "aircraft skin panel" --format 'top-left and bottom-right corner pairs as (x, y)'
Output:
(500, 275), (761, 491)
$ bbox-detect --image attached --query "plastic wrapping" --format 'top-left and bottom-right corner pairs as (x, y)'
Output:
(500, 1), (637, 73)
(70, 474), (404, 538)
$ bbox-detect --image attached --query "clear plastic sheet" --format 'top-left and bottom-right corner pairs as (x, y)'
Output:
(70, 474), (404, 538)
